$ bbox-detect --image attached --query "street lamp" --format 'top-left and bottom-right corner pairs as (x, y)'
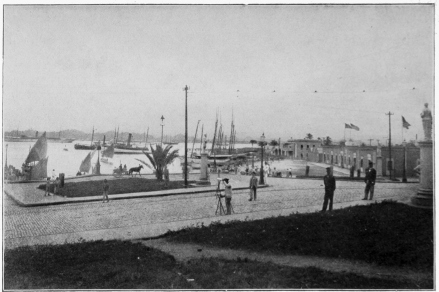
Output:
(259, 133), (266, 185)
(160, 115), (165, 146)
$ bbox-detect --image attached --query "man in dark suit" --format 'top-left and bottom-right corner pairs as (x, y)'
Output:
(363, 161), (377, 200)
(322, 167), (336, 212)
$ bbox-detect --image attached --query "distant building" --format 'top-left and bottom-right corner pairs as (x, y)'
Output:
(274, 139), (420, 178)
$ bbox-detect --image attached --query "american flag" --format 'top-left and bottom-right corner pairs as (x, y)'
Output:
(350, 123), (360, 131)
(402, 116), (411, 129)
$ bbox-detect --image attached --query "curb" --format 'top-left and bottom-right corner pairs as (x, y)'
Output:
(4, 184), (270, 207)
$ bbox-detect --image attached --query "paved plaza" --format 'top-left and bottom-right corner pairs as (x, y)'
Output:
(3, 161), (419, 250)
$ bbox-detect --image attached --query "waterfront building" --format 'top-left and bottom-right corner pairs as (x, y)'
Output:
(275, 139), (420, 178)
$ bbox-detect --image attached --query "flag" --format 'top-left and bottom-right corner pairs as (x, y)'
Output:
(344, 123), (352, 129)
(402, 116), (411, 129)
(350, 124), (360, 131)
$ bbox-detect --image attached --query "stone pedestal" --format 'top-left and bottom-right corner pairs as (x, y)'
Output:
(197, 152), (211, 185)
(411, 140), (433, 207)
(376, 156), (383, 177)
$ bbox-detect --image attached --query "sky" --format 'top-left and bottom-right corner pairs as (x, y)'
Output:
(3, 4), (434, 144)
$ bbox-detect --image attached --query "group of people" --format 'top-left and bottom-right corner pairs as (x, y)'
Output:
(44, 170), (61, 196)
(220, 161), (377, 216)
(219, 171), (259, 215)
(321, 161), (376, 212)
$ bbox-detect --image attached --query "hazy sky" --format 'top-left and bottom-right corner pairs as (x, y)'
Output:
(3, 4), (434, 143)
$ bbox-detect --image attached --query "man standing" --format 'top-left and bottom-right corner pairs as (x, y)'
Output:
(249, 171), (258, 201)
(223, 178), (233, 215)
(102, 179), (110, 203)
(363, 161), (376, 200)
(322, 167), (336, 212)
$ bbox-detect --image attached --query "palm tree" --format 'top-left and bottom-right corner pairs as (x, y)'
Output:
(269, 140), (278, 147)
(136, 144), (179, 181)
(323, 136), (332, 146)
(250, 139), (257, 148)
(305, 133), (313, 140)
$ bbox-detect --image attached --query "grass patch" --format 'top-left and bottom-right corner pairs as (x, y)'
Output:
(37, 178), (196, 198)
(4, 240), (430, 289)
(166, 200), (433, 270)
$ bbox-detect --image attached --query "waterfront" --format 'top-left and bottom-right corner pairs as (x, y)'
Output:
(4, 141), (254, 178)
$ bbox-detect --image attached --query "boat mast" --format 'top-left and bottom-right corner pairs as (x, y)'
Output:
(199, 124), (204, 153)
(211, 111), (218, 155)
(191, 120), (200, 156)
(145, 127), (149, 148)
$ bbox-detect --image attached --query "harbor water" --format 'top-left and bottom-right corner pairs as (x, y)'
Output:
(4, 141), (253, 178)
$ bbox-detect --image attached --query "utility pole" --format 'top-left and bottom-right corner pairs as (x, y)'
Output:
(386, 112), (394, 179)
(368, 139), (373, 146)
(184, 85), (189, 187)
(160, 116), (165, 145)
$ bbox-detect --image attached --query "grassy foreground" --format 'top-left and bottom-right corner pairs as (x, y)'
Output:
(4, 240), (429, 289)
(167, 200), (433, 270)
(37, 178), (196, 198)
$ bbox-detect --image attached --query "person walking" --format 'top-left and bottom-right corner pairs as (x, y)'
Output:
(322, 167), (336, 212)
(363, 161), (376, 200)
(102, 179), (110, 203)
(249, 171), (258, 201)
(223, 178), (233, 215)
(45, 177), (51, 196)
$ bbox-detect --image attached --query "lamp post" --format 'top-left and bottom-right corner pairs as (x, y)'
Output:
(259, 133), (265, 185)
(160, 115), (165, 146)
(402, 140), (407, 183)
(184, 85), (189, 187)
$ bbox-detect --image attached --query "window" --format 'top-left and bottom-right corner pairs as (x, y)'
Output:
(301, 145), (303, 150)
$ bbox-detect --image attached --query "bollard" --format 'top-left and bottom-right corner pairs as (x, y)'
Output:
(305, 166), (310, 177)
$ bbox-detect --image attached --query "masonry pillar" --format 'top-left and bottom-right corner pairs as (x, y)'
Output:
(197, 152), (211, 185)
(376, 145), (383, 177)
(411, 141), (433, 207)
(411, 103), (433, 208)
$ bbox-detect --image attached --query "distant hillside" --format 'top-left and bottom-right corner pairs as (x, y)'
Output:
(4, 129), (253, 144)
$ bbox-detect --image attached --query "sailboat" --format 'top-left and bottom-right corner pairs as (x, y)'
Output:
(101, 143), (114, 164)
(23, 132), (49, 180)
(78, 150), (96, 174)
(74, 126), (97, 150)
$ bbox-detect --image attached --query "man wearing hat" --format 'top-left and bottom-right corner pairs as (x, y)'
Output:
(223, 178), (233, 215)
(322, 167), (336, 212)
(363, 161), (376, 200)
(249, 171), (258, 201)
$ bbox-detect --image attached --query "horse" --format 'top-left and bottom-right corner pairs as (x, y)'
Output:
(129, 165), (143, 177)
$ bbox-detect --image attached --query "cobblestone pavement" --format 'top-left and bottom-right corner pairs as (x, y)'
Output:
(4, 174), (418, 249)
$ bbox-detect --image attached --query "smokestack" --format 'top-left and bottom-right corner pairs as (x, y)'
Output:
(127, 133), (132, 147)
(35, 131), (39, 138)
